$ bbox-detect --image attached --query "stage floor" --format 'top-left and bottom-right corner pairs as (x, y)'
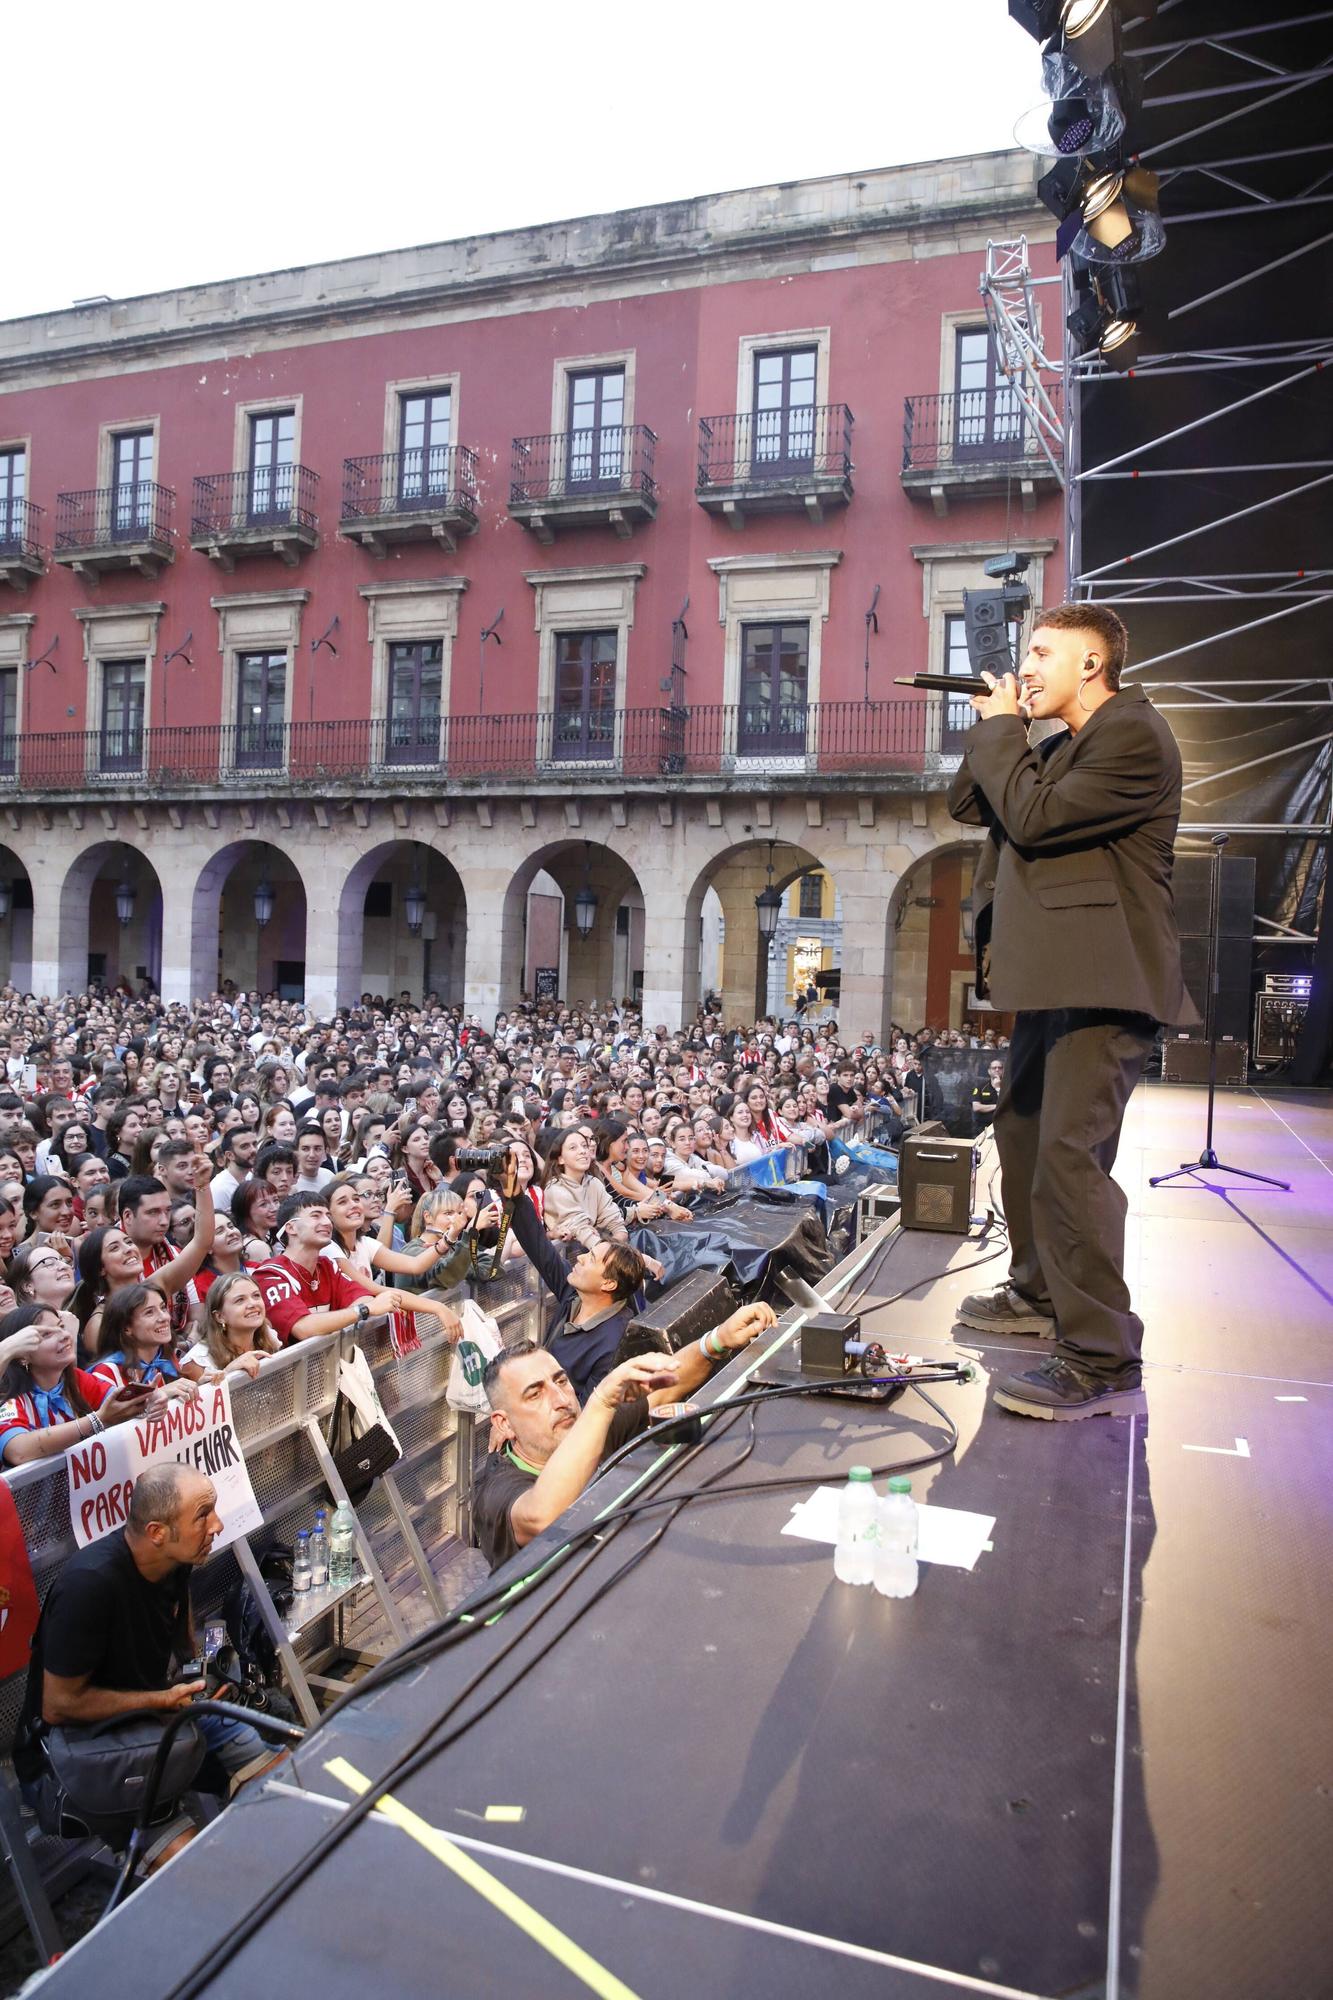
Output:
(35, 1082), (1333, 2000)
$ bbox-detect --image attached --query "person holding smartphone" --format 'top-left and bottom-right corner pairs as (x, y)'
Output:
(0, 1303), (151, 1466)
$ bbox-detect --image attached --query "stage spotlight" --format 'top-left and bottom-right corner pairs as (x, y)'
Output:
(1014, 77), (1125, 161)
(1065, 266), (1143, 368)
(1040, 154), (1163, 263)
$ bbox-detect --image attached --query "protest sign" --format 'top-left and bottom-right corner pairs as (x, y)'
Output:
(66, 1378), (262, 1551)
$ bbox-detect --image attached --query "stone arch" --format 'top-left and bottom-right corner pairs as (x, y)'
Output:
(190, 841), (309, 1003)
(681, 838), (836, 1025)
(333, 840), (468, 1008)
(0, 845), (36, 993)
(55, 841), (164, 997)
(883, 835), (988, 1038)
(499, 840), (646, 1010)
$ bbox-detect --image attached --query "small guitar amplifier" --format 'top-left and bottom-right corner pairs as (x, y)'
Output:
(898, 1134), (976, 1234)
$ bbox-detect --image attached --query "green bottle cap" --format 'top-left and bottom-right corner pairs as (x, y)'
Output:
(848, 1466), (873, 1482)
(888, 1477), (912, 1494)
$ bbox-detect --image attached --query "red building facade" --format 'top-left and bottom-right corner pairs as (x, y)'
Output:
(0, 150), (1060, 1033)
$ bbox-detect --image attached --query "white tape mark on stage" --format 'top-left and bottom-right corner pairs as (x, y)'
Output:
(1183, 1437), (1250, 1457)
(265, 1781), (1053, 2000)
(1275, 1395), (1308, 1403)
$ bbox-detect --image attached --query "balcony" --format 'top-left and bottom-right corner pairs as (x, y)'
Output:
(0, 700), (972, 799)
(901, 388), (1062, 516)
(696, 405), (853, 527)
(340, 447), (479, 556)
(508, 427), (657, 542)
(190, 466), (319, 568)
(52, 483), (175, 580)
(0, 500), (45, 591)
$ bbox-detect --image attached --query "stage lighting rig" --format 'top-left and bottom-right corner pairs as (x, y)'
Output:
(1066, 264), (1142, 369)
(1008, 0), (1157, 82)
(1038, 153), (1162, 263)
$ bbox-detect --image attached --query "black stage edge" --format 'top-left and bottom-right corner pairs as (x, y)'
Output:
(37, 1085), (1333, 2000)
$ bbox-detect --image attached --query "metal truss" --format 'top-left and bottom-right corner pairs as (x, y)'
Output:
(979, 238), (1066, 488)
(983, 9), (1333, 849)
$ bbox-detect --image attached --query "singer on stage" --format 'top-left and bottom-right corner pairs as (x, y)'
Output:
(948, 603), (1196, 1421)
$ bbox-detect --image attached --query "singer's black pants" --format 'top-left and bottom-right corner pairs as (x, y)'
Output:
(995, 1008), (1156, 1381)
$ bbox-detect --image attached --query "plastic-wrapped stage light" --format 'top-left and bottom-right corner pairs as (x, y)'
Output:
(1015, 72), (1125, 160)
(1070, 166), (1166, 265)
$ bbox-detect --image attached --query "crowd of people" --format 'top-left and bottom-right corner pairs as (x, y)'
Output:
(1, 977), (1009, 1872)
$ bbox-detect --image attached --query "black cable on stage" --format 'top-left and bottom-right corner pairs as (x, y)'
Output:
(161, 1405), (762, 2000)
(160, 1373), (958, 1999)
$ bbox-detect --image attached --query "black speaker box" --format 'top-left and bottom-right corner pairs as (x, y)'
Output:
(1173, 855), (1255, 939)
(628, 1269), (741, 1351)
(898, 1134), (976, 1234)
(1161, 1040), (1248, 1085)
(1178, 934), (1253, 1042)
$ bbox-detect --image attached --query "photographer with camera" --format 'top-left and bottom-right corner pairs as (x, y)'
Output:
(15, 1463), (278, 1872)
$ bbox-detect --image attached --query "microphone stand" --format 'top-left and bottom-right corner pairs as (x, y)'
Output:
(1150, 833), (1290, 1192)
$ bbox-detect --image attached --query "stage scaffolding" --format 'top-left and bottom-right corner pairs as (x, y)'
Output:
(981, 3), (1333, 1072)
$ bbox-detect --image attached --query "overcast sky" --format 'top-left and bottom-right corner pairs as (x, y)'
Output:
(6, 0), (1041, 320)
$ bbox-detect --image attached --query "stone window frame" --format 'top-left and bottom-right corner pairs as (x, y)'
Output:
(230, 393), (305, 477)
(95, 416), (161, 497)
(734, 326), (832, 420)
(547, 350), (637, 440)
(72, 601), (167, 761)
(210, 589), (310, 762)
(707, 550), (841, 766)
(0, 612), (35, 753)
(358, 576), (469, 764)
(526, 563), (645, 769)
(0, 433), (33, 503)
(380, 373), (462, 459)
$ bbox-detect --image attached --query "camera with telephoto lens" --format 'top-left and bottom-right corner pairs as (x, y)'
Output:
(456, 1146), (519, 1201)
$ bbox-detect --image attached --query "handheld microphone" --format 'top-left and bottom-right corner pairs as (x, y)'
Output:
(895, 673), (1000, 697)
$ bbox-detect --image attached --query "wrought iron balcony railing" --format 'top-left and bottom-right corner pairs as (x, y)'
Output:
(0, 497), (45, 562)
(191, 465), (320, 539)
(341, 446), (479, 526)
(0, 700), (974, 794)
(697, 404), (854, 492)
(53, 482), (176, 554)
(509, 426), (657, 507)
(901, 386), (1062, 479)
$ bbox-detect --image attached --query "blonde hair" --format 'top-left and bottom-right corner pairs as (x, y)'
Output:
(198, 1271), (280, 1370)
(410, 1187), (462, 1240)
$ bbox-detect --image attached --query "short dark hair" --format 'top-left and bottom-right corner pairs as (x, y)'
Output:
(276, 1189), (329, 1234)
(256, 1141), (297, 1175)
(116, 1174), (166, 1218)
(1032, 602), (1128, 690)
(481, 1336), (541, 1407)
(156, 1136), (194, 1166)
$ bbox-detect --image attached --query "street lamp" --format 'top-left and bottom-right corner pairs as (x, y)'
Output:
(755, 842), (782, 944)
(573, 845), (598, 941)
(253, 879), (275, 929)
(0, 880), (11, 922)
(114, 878), (136, 927)
(404, 877), (427, 935)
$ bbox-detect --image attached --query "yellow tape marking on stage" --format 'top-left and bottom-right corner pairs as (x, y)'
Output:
(325, 1758), (641, 2000)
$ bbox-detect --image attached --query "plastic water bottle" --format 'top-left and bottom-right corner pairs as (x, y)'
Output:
(874, 1476), (919, 1599)
(329, 1502), (358, 1588)
(834, 1466), (878, 1585)
(309, 1508), (329, 1588)
(292, 1529), (312, 1595)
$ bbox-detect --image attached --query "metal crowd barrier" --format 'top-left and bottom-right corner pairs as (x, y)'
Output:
(0, 1264), (543, 1756)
